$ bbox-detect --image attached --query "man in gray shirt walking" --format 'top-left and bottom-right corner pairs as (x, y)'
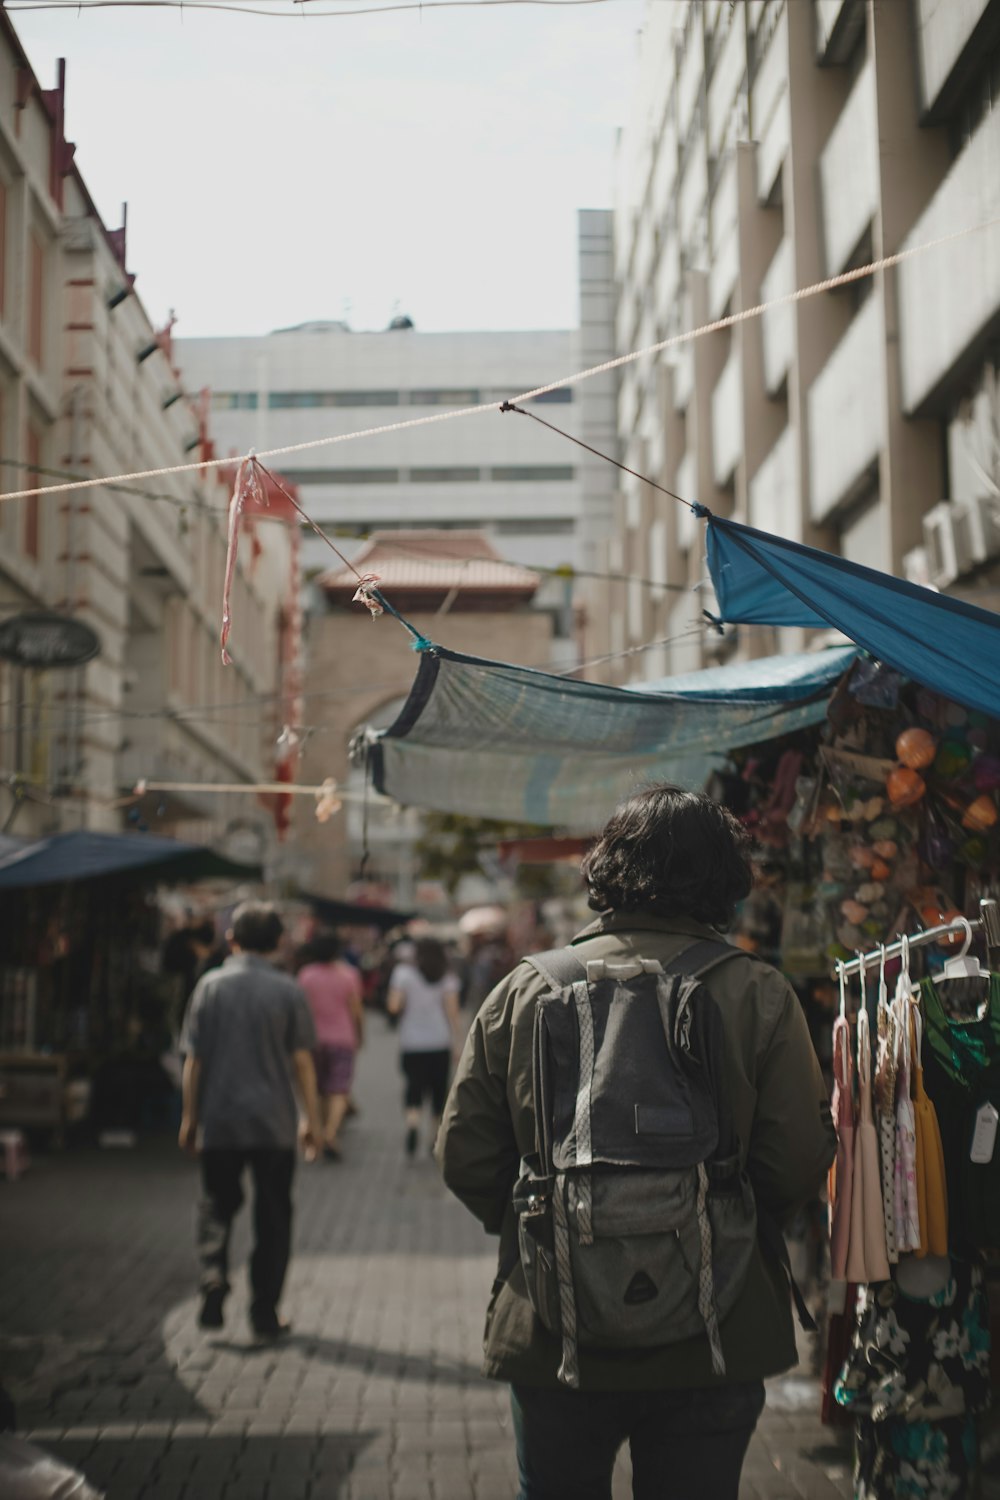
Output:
(180, 901), (323, 1338)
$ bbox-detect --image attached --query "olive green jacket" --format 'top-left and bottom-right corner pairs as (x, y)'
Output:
(436, 910), (836, 1390)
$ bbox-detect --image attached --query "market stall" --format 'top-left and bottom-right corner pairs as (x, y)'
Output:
(0, 830), (259, 1141)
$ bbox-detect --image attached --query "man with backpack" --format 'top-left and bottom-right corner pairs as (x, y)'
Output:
(436, 785), (835, 1500)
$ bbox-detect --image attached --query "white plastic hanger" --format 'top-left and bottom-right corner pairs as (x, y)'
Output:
(895, 932), (913, 1007)
(939, 916), (990, 982)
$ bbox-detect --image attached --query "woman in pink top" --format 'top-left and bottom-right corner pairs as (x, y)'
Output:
(297, 932), (364, 1161)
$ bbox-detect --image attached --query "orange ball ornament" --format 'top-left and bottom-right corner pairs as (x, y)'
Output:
(896, 727), (937, 770)
(962, 794), (998, 832)
(887, 767), (926, 808)
(870, 858), (891, 881)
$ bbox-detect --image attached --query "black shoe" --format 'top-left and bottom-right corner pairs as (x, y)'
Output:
(323, 1144), (342, 1162)
(198, 1286), (226, 1330)
(250, 1314), (291, 1341)
(405, 1126), (418, 1158)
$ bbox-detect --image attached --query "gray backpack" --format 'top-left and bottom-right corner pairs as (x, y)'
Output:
(513, 940), (758, 1389)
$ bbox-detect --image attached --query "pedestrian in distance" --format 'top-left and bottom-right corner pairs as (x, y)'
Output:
(386, 936), (462, 1159)
(179, 901), (323, 1340)
(437, 785), (836, 1500)
(296, 930), (365, 1162)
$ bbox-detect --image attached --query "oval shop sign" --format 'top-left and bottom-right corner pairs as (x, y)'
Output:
(0, 612), (102, 670)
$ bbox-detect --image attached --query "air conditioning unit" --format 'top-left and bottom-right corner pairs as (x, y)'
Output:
(956, 494), (1000, 567)
(923, 502), (977, 587)
(902, 546), (935, 590)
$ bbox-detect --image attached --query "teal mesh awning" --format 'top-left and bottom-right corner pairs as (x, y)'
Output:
(368, 643), (857, 830)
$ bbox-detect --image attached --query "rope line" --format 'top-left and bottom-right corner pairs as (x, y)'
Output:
(253, 458), (366, 580)
(5, 0), (615, 12)
(501, 400), (695, 510)
(2, 213), (997, 506)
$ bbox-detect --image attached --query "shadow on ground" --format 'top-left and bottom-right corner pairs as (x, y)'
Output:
(46, 1431), (377, 1500)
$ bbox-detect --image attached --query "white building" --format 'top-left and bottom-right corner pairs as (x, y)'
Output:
(592, 0), (1000, 685)
(177, 225), (618, 666)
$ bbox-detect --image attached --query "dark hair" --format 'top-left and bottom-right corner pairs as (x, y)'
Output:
(415, 937), (448, 984)
(581, 785), (753, 930)
(309, 931), (341, 964)
(188, 919), (216, 948)
(231, 901), (284, 954)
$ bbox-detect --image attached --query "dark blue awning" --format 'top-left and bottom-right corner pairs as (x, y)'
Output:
(706, 515), (1000, 719)
(0, 830), (260, 890)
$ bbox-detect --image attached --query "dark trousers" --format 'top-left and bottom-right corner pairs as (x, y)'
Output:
(511, 1379), (765, 1500)
(197, 1149), (295, 1323)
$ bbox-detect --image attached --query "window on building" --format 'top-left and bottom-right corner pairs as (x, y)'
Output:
(493, 518), (575, 535)
(213, 392), (259, 410)
(268, 390), (399, 409)
(408, 467), (480, 482)
(27, 231), (44, 367)
(23, 422), (41, 560)
(489, 466), (575, 482)
(407, 389), (480, 406)
(282, 467), (400, 485)
(529, 388), (573, 404)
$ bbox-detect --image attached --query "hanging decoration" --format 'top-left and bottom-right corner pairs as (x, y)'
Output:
(220, 456), (268, 665)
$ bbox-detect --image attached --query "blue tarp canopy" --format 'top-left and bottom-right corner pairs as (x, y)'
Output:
(370, 643), (857, 830)
(0, 830), (260, 890)
(706, 515), (1000, 719)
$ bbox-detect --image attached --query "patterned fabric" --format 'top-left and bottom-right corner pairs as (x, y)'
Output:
(830, 1013), (855, 1279)
(920, 974), (1000, 1252)
(895, 1017), (922, 1254)
(876, 987), (899, 1265)
(835, 1259), (991, 1500)
(695, 1160), (725, 1377)
(553, 1174), (579, 1389)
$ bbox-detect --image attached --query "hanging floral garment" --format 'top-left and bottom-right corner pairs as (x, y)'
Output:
(830, 1009), (856, 1280)
(895, 1002), (922, 1255)
(835, 1259), (990, 1499)
(875, 962), (899, 1265)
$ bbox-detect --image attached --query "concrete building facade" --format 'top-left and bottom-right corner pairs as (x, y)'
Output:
(594, 0), (1000, 685)
(176, 260), (618, 669)
(296, 530), (554, 902)
(0, 20), (296, 862)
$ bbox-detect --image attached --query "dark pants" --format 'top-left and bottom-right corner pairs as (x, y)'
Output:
(511, 1380), (765, 1500)
(401, 1049), (450, 1115)
(197, 1149), (295, 1324)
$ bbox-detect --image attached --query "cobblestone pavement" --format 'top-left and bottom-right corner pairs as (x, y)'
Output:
(0, 1022), (852, 1499)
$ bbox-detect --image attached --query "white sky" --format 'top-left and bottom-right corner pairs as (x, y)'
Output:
(12, 0), (644, 338)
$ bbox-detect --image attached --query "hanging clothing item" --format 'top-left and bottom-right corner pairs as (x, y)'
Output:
(875, 976), (899, 1266)
(847, 1007), (891, 1284)
(894, 1000), (922, 1255)
(920, 973), (1000, 1252)
(910, 1008), (949, 1259)
(830, 1011), (855, 1280)
(834, 1257), (991, 1499)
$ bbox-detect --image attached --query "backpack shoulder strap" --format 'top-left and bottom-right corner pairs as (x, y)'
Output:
(661, 938), (744, 981)
(525, 948), (589, 991)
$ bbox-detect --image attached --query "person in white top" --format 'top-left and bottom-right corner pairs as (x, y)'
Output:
(387, 937), (462, 1158)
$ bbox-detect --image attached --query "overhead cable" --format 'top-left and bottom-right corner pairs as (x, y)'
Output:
(2, 212), (998, 505)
